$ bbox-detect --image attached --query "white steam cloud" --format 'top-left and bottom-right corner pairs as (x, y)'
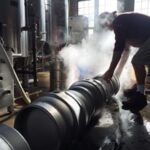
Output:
(59, 30), (137, 92)
(59, 30), (115, 88)
(58, 14), (142, 147)
(59, 12), (137, 94)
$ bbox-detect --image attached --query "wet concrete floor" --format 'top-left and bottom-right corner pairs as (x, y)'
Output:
(70, 94), (150, 150)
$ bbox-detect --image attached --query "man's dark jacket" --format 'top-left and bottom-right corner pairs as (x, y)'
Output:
(112, 13), (150, 52)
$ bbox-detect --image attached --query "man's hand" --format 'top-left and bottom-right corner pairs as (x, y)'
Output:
(103, 69), (114, 82)
(103, 51), (122, 82)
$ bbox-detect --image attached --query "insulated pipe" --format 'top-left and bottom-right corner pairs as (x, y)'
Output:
(45, 0), (52, 44)
(27, 0), (46, 42)
(14, 75), (120, 150)
(51, 0), (69, 46)
(19, 0), (29, 57)
(39, 0), (46, 42)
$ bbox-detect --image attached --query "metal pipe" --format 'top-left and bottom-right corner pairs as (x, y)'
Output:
(14, 75), (120, 150)
(19, 0), (29, 57)
(39, 0), (46, 42)
(51, 0), (69, 47)
(45, 0), (52, 44)
(50, 58), (65, 91)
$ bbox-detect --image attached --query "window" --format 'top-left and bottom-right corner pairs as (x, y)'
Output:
(99, 0), (117, 14)
(78, 0), (94, 27)
(134, 0), (150, 16)
(78, 0), (117, 35)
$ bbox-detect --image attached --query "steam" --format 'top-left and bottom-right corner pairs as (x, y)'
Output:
(59, 30), (115, 88)
(59, 33), (137, 92)
(97, 12), (116, 27)
(58, 13), (142, 148)
(59, 11), (137, 93)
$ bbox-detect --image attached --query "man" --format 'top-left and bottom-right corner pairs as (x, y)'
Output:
(102, 12), (150, 112)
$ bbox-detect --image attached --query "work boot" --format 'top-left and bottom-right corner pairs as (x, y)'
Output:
(122, 92), (147, 113)
(123, 84), (137, 98)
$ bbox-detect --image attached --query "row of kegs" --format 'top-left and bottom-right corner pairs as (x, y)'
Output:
(0, 75), (120, 150)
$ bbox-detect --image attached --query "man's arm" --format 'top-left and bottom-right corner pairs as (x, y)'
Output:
(109, 51), (122, 72)
(103, 51), (122, 81)
(103, 45), (130, 81)
(103, 28), (126, 81)
(115, 46), (130, 77)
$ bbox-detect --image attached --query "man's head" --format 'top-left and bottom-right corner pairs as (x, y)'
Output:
(98, 11), (117, 30)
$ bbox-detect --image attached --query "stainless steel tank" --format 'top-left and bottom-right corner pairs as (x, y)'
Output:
(0, 0), (18, 52)
(0, 0), (29, 56)
(29, 0), (46, 42)
(51, 0), (69, 47)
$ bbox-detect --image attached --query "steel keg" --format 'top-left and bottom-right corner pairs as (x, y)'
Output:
(0, 124), (31, 150)
(15, 75), (120, 150)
